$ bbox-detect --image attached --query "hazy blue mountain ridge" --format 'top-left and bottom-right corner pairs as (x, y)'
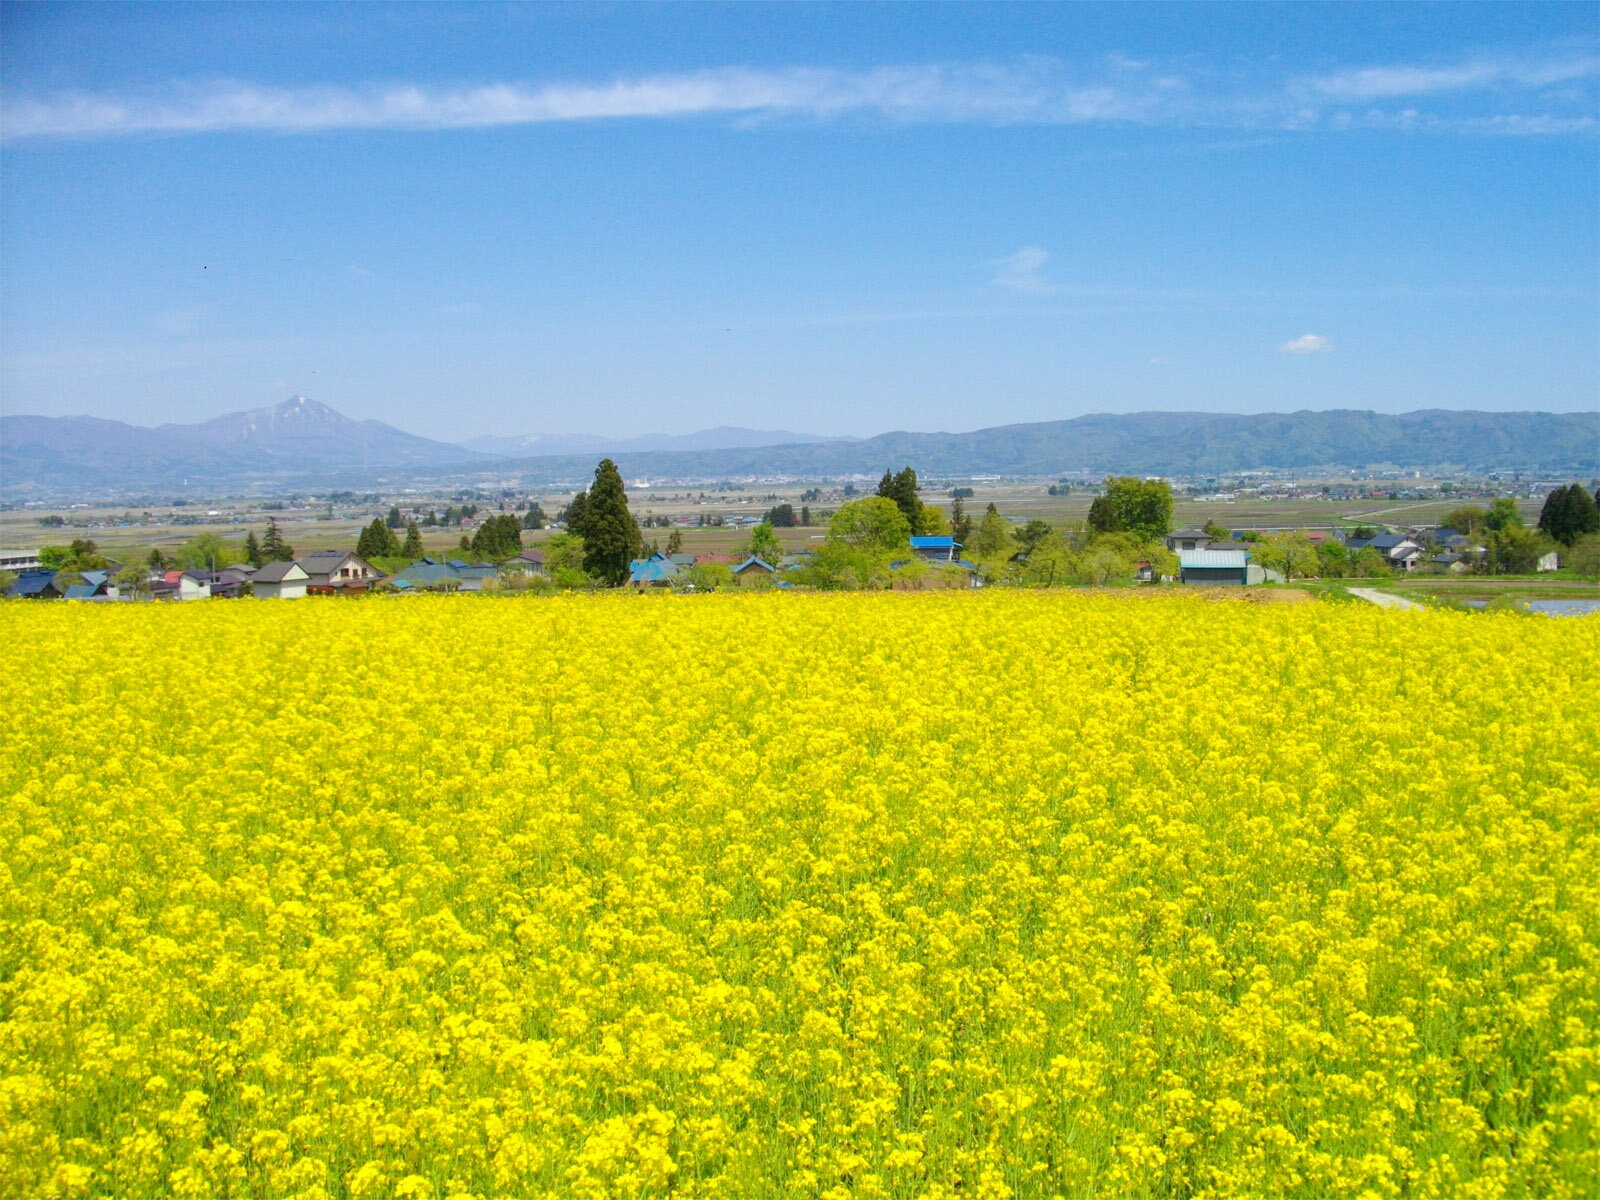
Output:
(3, 400), (1594, 497)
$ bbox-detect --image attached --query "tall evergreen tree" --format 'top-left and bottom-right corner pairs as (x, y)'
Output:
(1539, 483), (1600, 546)
(244, 531), (263, 568)
(1086, 495), (1121, 535)
(522, 503), (547, 530)
(580, 459), (644, 585)
(261, 517), (294, 562)
(877, 467), (925, 535)
(800, 505), (812, 527)
(386, 505), (404, 529)
(402, 521), (424, 559)
(665, 528), (684, 555)
(357, 518), (402, 560)
(564, 489), (591, 539)
(950, 497), (972, 547)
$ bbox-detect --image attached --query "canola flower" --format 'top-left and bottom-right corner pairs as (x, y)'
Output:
(1, 591), (1596, 1200)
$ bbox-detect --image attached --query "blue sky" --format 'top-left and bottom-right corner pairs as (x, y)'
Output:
(2, 2), (1596, 443)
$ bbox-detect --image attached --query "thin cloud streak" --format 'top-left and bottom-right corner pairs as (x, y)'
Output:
(3, 49), (1596, 142)
(1, 62), (1165, 140)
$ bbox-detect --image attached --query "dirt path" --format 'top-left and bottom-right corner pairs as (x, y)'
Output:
(1348, 587), (1426, 612)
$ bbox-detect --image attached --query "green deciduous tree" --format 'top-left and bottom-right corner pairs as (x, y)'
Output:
(1485, 523), (1548, 574)
(1484, 498), (1521, 532)
(1442, 507), (1486, 535)
(176, 532), (229, 571)
(743, 522), (784, 566)
(1090, 477), (1174, 544)
(114, 564), (150, 599)
(968, 503), (1012, 560)
(580, 459), (644, 585)
(827, 497), (911, 553)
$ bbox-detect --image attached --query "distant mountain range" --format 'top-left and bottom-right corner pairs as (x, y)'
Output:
(461, 426), (847, 458)
(1, 396), (484, 494)
(486, 408), (1600, 484)
(2, 398), (1595, 498)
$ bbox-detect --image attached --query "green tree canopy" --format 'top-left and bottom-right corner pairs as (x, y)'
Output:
(1090, 477), (1174, 543)
(470, 514), (523, 562)
(401, 521), (425, 559)
(950, 497), (972, 548)
(743, 522), (784, 566)
(1484, 498), (1521, 532)
(876, 467), (925, 535)
(968, 503), (1013, 560)
(1537, 484), (1600, 547)
(580, 459), (644, 585)
(827, 497), (911, 553)
(261, 518), (294, 563)
(243, 531), (263, 568)
(176, 532), (230, 571)
(356, 519), (402, 561)
(1441, 507), (1487, 536)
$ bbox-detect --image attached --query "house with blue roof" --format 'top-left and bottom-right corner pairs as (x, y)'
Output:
(627, 557), (682, 587)
(1180, 549), (1255, 586)
(731, 555), (776, 584)
(908, 535), (960, 562)
(9, 569), (62, 600)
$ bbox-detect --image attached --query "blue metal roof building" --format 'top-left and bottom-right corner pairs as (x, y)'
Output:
(1179, 548), (1252, 586)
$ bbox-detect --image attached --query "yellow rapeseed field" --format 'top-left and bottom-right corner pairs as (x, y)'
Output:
(1, 592), (1596, 1200)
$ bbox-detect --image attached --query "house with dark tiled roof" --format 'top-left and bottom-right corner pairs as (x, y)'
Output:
(297, 551), (381, 594)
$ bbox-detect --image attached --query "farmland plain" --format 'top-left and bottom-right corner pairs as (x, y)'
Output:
(2, 592), (1596, 1198)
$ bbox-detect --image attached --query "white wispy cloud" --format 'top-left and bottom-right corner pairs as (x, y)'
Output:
(2, 49), (1593, 142)
(0, 62), (1164, 141)
(992, 246), (1053, 294)
(1280, 334), (1333, 355)
(1302, 54), (1599, 101)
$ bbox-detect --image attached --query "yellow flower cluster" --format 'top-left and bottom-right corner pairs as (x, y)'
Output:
(1, 593), (1596, 1199)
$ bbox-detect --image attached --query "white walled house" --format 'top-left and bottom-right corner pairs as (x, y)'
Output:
(252, 560), (310, 599)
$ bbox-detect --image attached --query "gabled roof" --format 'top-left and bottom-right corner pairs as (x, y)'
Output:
(1180, 549), (1251, 568)
(668, 553), (696, 566)
(252, 560), (310, 583)
(909, 536), (957, 549)
(80, 570), (111, 587)
(9, 571), (59, 598)
(733, 555), (776, 573)
(628, 558), (681, 584)
(65, 584), (99, 599)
